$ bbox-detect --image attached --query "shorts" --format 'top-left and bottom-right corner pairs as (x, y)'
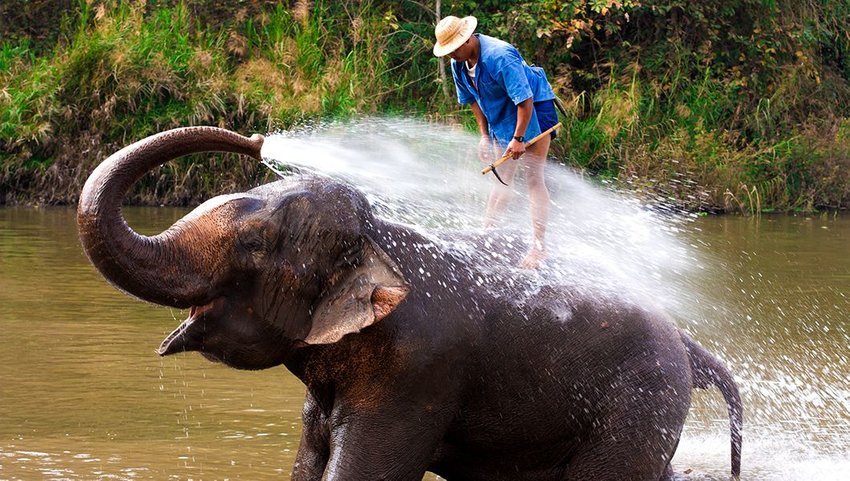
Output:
(534, 99), (558, 139)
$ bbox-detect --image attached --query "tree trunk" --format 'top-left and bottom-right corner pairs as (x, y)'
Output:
(436, 0), (451, 99)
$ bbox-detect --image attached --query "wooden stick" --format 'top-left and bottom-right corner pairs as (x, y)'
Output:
(481, 122), (562, 175)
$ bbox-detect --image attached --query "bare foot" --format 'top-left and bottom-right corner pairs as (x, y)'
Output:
(519, 247), (546, 269)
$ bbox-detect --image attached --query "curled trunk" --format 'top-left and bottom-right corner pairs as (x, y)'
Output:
(77, 127), (264, 307)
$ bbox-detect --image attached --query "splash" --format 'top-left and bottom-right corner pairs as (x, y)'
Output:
(261, 117), (701, 319)
(260, 117), (850, 480)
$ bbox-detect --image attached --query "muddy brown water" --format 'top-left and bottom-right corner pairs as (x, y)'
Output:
(1, 207), (848, 480)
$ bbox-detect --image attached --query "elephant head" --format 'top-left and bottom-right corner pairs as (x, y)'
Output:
(78, 127), (409, 370)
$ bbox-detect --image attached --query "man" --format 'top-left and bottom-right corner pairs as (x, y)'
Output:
(433, 15), (558, 269)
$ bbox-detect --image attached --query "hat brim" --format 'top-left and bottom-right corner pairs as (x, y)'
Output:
(433, 16), (477, 57)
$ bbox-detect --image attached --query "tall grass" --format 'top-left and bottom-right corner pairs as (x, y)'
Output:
(1, 1), (848, 212)
(0, 0), (406, 205)
(549, 56), (850, 213)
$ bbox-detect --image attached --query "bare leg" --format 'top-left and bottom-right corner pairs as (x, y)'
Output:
(519, 135), (551, 269)
(483, 155), (519, 228)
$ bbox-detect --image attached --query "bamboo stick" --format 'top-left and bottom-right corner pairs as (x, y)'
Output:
(481, 122), (562, 175)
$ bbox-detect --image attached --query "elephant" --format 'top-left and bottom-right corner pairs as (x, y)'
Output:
(78, 127), (742, 481)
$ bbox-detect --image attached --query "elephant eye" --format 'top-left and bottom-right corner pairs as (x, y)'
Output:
(238, 230), (266, 253)
(334, 239), (363, 269)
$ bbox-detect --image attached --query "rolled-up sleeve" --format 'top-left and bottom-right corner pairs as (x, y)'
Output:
(498, 60), (533, 105)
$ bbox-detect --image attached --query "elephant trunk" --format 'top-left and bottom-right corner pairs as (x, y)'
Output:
(77, 127), (264, 308)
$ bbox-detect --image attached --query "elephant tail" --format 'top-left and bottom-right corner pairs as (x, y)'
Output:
(681, 332), (742, 479)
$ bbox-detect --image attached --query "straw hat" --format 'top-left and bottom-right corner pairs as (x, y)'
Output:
(433, 15), (477, 57)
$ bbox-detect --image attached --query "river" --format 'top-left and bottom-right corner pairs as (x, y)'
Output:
(1, 206), (847, 480)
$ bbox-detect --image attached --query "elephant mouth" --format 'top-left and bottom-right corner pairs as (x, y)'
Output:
(158, 317), (195, 356)
(157, 316), (224, 364)
(158, 300), (225, 357)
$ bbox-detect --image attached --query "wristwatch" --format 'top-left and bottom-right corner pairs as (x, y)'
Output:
(513, 135), (525, 142)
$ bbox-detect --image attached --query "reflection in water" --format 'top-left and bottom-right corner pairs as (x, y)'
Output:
(1, 122), (848, 480)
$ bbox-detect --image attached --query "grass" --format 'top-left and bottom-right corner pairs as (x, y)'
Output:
(0, 1), (422, 205)
(1, 0), (848, 212)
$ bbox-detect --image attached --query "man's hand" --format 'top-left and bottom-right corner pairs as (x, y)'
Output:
(506, 138), (526, 160)
(478, 136), (494, 163)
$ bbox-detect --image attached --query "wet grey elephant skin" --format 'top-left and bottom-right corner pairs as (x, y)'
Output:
(78, 127), (742, 481)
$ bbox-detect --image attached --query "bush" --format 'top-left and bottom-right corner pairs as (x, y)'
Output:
(1, 0), (849, 212)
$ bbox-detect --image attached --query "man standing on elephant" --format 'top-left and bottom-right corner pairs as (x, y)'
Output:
(433, 15), (559, 269)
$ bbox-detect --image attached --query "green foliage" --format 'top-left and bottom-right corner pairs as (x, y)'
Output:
(0, 0), (405, 205)
(462, 0), (850, 212)
(1, 0), (849, 212)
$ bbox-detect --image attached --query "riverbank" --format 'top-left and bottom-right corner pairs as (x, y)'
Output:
(2, 1), (849, 212)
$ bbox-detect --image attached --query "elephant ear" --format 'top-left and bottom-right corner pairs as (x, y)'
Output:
(304, 237), (409, 345)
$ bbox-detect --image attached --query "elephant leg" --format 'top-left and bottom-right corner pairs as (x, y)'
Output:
(659, 462), (675, 481)
(321, 406), (453, 481)
(564, 367), (690, 480)
(658, 435), (681, 481)
(291, 394), (331, 481)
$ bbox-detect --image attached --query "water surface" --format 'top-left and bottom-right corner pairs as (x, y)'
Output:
(1, 119), (848, 480)
(1, 208), (847, 480)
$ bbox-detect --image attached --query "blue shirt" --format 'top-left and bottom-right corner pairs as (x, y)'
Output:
(452, 34), (556, 149)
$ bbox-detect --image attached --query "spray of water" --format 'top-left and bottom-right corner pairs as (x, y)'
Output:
(260, 117), (850, 480)
(262, 117), (700, 317)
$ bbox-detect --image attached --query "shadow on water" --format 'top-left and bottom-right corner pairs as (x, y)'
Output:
(0, 118), (847, 479)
